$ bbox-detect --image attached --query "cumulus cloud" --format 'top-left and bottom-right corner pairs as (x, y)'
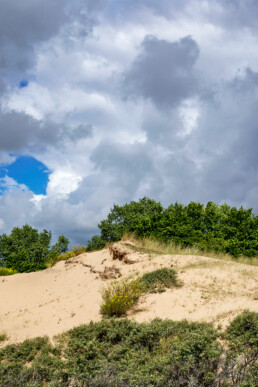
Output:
(0, 0), (257, 244)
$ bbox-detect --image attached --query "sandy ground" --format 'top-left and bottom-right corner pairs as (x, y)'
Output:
(0, 242), (257, 346)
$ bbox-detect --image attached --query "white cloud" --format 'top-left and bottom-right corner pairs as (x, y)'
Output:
(0, 0), (257, 244)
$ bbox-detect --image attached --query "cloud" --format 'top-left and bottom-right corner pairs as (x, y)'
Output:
(124, 35), (199, 108)
(216, 0), (258, 32)
(0, 110), (93, 153)
(0, 0), (257, 245)
(0, 0), (66, 87)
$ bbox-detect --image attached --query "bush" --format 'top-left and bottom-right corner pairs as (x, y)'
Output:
(100, 278), (145, 317)
(220, 311), (258, 385)
(226, 310), (258, 349)
(0, 312), (257, 385)
(72, 244), (86, 255)
(140, 268), (180, 293)
(0, 268), (17, 276)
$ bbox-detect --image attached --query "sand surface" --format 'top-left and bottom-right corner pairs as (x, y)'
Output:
(0, 242), (257, 346)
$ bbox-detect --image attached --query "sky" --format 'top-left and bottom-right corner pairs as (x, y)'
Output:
(0, 0), (257, 244)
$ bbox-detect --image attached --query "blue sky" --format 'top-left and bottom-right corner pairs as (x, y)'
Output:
(0, 0), (257, 243)
(0, 156), (49, 195)
(19, 80), (29, 89)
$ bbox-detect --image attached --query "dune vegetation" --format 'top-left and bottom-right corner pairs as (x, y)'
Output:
(0, 311), (257, 386)
(0, 198), (257, 385)
(88, 197), (258, 260)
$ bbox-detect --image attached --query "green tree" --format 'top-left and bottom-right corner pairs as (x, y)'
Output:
(0, 225), (69, 272)
(51, 235), (69, 255)
(87, 198), (258, 257)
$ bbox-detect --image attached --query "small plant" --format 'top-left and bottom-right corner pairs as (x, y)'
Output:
(0, 333), (8, 342)
(140, 268), (180, 293)
(72, 244), (86, 255)
(0, 267), (18, 276)
(100, 278), (145, 317)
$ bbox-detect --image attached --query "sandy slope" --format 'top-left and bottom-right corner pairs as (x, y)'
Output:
(0, 242), (257, 346)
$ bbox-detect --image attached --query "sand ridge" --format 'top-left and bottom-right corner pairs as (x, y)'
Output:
(0, 242), (257, 346)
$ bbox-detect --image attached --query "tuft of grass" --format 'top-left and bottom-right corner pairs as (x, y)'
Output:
(0, 333), (8, 342)
(100, 278), (145, 317)
(140, 268), (180, 293)
(0, 267), (18, 276)
(123, 234), (258, 266)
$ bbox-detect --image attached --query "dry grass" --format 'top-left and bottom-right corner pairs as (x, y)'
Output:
(122, 233), (258, 266)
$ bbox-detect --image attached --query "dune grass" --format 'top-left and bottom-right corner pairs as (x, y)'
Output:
(122, 234), (258, 266)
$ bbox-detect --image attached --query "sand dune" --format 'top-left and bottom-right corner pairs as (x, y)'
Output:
(0, 242), (257, 346)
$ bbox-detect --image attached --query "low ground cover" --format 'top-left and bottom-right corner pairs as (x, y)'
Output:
(0, 312), (257, 386)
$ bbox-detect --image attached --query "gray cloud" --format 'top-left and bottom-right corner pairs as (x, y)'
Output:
(124, 35), (199, 108)
(216, 0), (258, 32)
(0, 0), (65, 80)
(0, 111), (92, 154)
(90, 141), (154, 195)
(0, 0), (257, 246)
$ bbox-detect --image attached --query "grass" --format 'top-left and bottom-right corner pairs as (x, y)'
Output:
(182, 260), (226, 270)
(123, 234), (258, 266)
(0, 312), (257, 386)
(0, 333), (8, 342)
(139, 268), (180, 293)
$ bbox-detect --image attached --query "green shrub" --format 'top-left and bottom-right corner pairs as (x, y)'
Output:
(0, 313), (257, 385)
(140, 268), (180, 293)
(100, 278), (145, 317)
(221, 311), (258, 385)
(226, 310), (258, 349)
(0, 267), (17, 276)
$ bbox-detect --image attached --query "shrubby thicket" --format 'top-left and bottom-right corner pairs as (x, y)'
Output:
(0, 224), (69, 273)
(0, 311), (257, 386)
(88, 197), (258, 257)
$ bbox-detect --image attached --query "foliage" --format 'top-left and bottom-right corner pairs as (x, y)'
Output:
(0, 268), (17, 276)
(71, 244), (86, 255)
(140, 268), (180, 293)
(219, 311), (258, 386)
(100, 278), (145, 317)
(88, 197), (258, 258)
(0, 333), (7, 342)
(51, 234), (69, 255)
(87, 235), (106, 251)
(48, 247), (86, 268)
(225, 310), (258, 349)
(0, 225), (69, 273)
(0, 312), (257, 385)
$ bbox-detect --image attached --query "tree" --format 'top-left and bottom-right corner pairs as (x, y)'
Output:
(87, 198), (258, 257)
(0, 225), (69, 272)
(51, 235), (69, 255)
